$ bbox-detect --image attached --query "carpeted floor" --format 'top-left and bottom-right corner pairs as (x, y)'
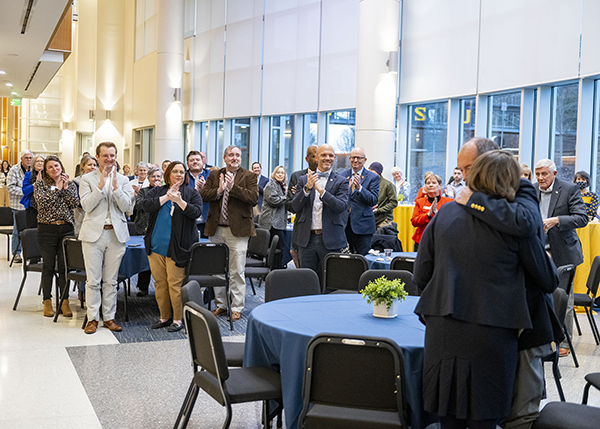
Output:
(111, 275), (266, 343)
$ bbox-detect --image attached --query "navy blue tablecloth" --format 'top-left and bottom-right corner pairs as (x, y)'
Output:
(244, 294), (433, 429)
(365, 251), (417, 269)
(118, 236), (150, 278)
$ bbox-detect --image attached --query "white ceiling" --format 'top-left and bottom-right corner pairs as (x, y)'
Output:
(0, 0), (72, 99)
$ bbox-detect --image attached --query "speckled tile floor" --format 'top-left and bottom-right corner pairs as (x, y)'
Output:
(0, 240), (599, 428)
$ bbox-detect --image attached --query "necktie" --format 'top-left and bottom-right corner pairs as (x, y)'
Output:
(351, 173), (357, 192)
(222, 185), (230, 221)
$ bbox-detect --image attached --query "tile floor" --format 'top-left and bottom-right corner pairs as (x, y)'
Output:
(0, 243), (599, 428)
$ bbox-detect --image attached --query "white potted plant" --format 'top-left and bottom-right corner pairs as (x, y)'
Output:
(360, 276), (408, 318)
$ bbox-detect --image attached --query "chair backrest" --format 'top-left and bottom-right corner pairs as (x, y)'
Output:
(358, 269), (418, 297)
(300, 333), (407, 427)
(322, 253), (368, 293)
(181, 280), (204, 306)
(265, 268), (321, 302)
(586, 256), (600, 297)
(187, 242), (229, 277)
(247, 228), (270, 259)
(21, 228), (41, 261)
(0, 206), (13, 227)
(265, 235), (279, 269)
(62, 236), (86, 272)
(183, 302), (229, 388)
(556, 264), (576, 295)
(552, 287), (569, 325)
(390, 255), (416, 273)
(371, 234), (403, 252)
(15, 210), (29, 233)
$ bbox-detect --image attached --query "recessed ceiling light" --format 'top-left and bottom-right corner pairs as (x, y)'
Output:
(6, 83), (13, 87)
(11, 92), (17, 95)
(0, 71), (5, 74)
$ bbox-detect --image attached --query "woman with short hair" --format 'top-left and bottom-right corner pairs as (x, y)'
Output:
(142, 161), (203, 332)
(414, 150), (557, 429)
(258, 165), (288, 262)
(34, 156), (80, 317)
(411, 171), (452, 250)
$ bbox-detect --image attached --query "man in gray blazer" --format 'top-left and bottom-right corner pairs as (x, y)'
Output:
(534, 158), (588, 356)
(79, 142), (134, 334)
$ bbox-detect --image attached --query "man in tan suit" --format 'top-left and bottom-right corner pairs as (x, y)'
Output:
(200, 145), (258, 321)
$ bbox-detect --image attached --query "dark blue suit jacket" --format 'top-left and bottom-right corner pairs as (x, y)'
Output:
(291, 171), (349, 250)
(343, 168), (379, 235)
(187, 168), (210, 223)
(257, 175), (269, 210)
(464, 179), (562, 349)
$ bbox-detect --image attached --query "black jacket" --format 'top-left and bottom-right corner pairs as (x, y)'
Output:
(142, 185), (203, 267)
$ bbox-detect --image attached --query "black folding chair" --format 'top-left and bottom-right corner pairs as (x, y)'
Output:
(574, 256), (600, 345)
(582, 372), (600, 405)
(173, 302), (282, 429)
(245, 235), (279, 294)
(532, 402), (600, 429)
(265, 268), (321, 302)
(390, 254), (416, 274)
(0, 206), (13, 261)
(181, 280), (245, 367)
(12, 228), (52, 311)
(542, 288), (568, 402)
(321, 253), (368, 294)
(10, 210), (29, 267)
(55, 237), (87, 323)
(555, 265), (578, 367)
(245, 227), (270, 267)
(358, 269), (418, 297)
(185, 242), (233, 330)
(299, 333), (408, 429)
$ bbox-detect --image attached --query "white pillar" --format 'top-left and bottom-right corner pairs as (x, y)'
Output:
(154, 0), (184, 164)
(355, 0), (400, 175)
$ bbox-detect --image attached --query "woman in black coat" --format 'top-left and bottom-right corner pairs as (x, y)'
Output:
(142, 161), (202, 332)
(414, 150), (558, 429)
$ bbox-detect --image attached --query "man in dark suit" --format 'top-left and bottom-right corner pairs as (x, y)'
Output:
(286, 145), (318, 267)
(291, 144), (349, 274)
(534, 158), (587, 358)
(252, 162), (270, 212)
(200, 145), (259, 321)
(343, 147), (379, 255)
(186, 150), (210, 237)
(456, 139), (564, 429)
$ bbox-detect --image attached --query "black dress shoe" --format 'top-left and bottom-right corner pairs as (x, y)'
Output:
(151, 318), (173, 329)
(136, 290), (148, 297)
(167, 322), (184, 332)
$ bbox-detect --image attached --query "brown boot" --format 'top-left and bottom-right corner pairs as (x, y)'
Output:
(61, 300), (73, 317)
(43, 299), (54, 317)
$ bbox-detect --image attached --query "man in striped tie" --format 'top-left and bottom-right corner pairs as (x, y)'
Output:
(200, 145), (258, 322)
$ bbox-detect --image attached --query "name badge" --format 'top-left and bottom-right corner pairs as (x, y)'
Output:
(50, 186), (57, 191)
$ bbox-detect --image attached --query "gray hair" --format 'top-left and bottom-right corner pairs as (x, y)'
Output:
(20, 150), (33, 158)
(223, 145), (240, 157)
(534, 159), (556, 173)
(136, 161), (148, 169)
(390, 166), (403, 176)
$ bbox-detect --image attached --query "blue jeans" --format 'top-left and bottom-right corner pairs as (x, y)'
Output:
(11, 209), (21, 255)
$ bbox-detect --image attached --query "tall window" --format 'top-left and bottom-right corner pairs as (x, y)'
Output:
(328, 110), (355, 172)
(460, 98), (476, 146)
(215, 120), (224, 167)
(270, 116), (294, 175)
(408, 102), (448, 201)
(232, 118), (251, 169)
(551, 83), (579, 181)
(489, 92), (521, 157)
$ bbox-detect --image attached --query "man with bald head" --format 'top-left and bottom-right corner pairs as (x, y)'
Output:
(343, 147), (379, 255)
(291, 144), (349, 273)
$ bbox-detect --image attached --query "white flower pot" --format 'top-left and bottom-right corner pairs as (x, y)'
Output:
(373, 300), (398, 318)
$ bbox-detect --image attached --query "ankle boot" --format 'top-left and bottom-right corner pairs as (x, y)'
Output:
(43, 299), (54, 317)
(61, 300), (73, 317)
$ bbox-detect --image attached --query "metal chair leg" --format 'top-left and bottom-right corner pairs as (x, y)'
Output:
(583, 307), (600, 345)
(173, 380), (200, 429)
(575, 309), (582, 336)
(582, 381), (593, 405)
(249, 278), (256, 295)
(12, 270), (28, 310)
(563, 327), (579, 368)
(552, 356), (566, 401)
(54, 280), (72, 323)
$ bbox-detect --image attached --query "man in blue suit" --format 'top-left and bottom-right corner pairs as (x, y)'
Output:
(343, 147), (379, 255)
(252, 162), (270, 211)
(292, 144), (349, 274)
(186, 150), (210, 237)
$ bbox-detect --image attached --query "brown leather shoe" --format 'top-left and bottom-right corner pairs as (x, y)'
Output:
(212, 307), (227, 317)
(103, 319), (123, 332)
(43, 299), (54, 317)
(84, 320), (98, 334)
(61, 300), (73, 317)
(231, 311), (242, 321)
(559, 347), (570, 357)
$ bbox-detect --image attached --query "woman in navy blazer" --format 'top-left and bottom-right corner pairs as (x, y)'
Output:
(414, 151), (557, 429)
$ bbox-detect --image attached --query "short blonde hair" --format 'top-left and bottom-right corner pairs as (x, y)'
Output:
(520, 163), (532, 180)
(270, 165), (287, 182)
(469, 150), (520, 202)
(424, 171), (442, 185)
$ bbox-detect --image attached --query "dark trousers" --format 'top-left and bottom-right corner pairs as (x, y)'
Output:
(37, 223), (73, 301)
(137, 270), (151, 292)
(298, 232), (340, 274)
(345, 221), (372, 255)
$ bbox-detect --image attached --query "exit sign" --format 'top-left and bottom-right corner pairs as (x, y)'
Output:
(10, 99), (21, 106)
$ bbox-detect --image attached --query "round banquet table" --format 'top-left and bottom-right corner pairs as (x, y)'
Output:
(365, 251), (418, 270)
(243, 294), (434, 429)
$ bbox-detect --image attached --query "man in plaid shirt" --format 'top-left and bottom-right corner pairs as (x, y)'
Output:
(7, 150), (33, 263)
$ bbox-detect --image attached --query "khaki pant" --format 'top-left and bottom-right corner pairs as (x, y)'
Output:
(0, 187), (8, 207)
(148, 252), (186, 321)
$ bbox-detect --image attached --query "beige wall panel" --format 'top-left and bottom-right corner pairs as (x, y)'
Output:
(132, 53), (158, 128)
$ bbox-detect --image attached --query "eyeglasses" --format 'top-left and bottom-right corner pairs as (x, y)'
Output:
(349, 156), (365, 161)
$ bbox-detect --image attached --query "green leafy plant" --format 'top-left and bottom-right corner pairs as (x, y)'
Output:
(361, 276), (408, 310)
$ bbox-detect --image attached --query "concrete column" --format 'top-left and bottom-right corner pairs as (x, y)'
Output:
(355, 0), (400, 174)
(154, 0), (184, 164)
